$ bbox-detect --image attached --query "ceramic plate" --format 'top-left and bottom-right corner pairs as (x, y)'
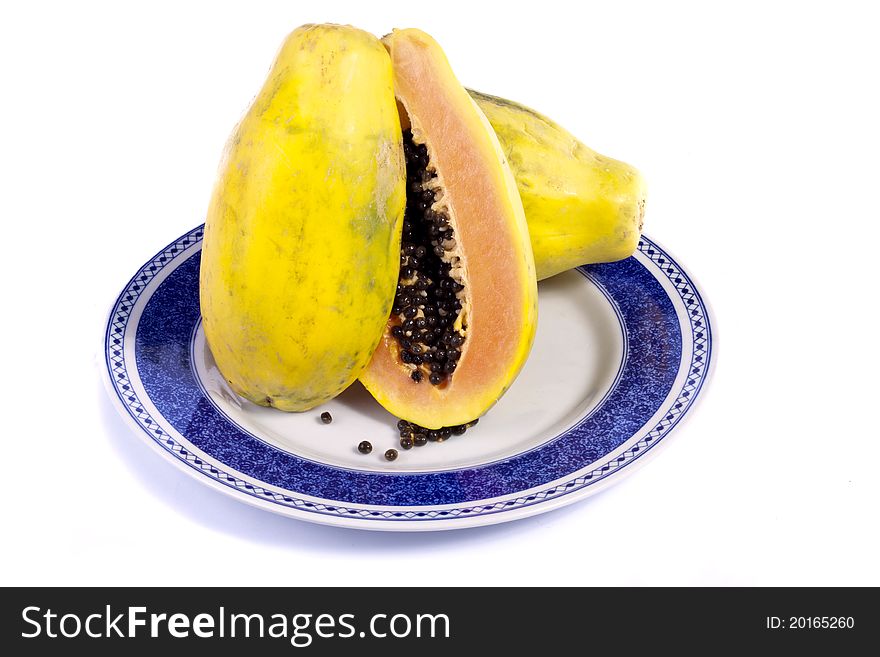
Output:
(103, 225), (714, 530)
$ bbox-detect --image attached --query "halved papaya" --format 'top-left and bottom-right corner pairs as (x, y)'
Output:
(200, 25), (405, 412)
(358, 28), (538, 431)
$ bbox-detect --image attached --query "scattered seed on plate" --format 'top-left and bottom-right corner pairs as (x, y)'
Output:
(357, 440), (372, 454)
(394, 418), (478, 445)
(384, 449), (398, 461)
(320, 411), (332, 424)
(400, 436), (414, 450)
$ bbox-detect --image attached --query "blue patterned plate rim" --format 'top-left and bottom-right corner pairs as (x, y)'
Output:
(103, 224), (715, 530)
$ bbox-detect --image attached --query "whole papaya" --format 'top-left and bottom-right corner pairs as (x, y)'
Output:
(200, 24), (406, 411)
(469, 90), (647, 280)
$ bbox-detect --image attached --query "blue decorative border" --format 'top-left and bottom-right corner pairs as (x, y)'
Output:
(104, 225), (713, 522)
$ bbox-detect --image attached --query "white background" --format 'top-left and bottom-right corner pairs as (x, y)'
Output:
(1, 1), (878, 586)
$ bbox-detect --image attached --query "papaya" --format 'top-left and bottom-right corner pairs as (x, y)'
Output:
(358, 29), (538, 431)
(468, 90), (647, 280)
(199, 24), (406, 411)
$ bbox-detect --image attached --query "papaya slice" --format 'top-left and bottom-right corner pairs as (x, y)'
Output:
(359, 29), (538, 431)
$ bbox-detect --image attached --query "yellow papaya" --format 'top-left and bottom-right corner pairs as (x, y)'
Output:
(469, 90), (647, 280)
(359, 29), (538, 431)
(199, 24), (406, 411)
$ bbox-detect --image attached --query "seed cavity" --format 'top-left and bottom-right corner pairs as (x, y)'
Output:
(389, 129), (467, 388)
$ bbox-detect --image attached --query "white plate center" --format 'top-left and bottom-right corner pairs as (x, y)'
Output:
(191, 269), (624, 472)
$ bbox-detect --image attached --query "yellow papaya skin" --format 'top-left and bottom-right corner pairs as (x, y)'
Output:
(200, 25), (406, 411)
(468, 90), (647, 280)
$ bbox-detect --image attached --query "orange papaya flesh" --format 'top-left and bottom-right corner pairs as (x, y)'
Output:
(359, 29), (538, 432)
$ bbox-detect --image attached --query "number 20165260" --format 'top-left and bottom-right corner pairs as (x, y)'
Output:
(766, 617), (855, 630)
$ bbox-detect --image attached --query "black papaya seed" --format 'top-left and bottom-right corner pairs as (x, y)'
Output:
(387, 130), (468, 385)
